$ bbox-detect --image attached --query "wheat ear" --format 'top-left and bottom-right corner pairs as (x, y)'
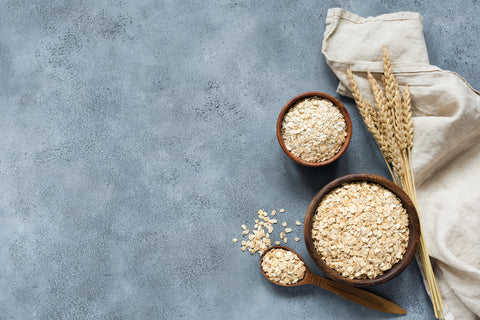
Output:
(368, 72), (403, 179)
(347, 69), (397, 182)
(403, 85), (414, 150)
(347, 69), (380, 137)
(381, 47), (405, 179)
(382, 46), (401, 112)
(382, 47), (407, 153)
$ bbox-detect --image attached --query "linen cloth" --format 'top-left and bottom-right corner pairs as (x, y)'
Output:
(322, 8), (480, 320)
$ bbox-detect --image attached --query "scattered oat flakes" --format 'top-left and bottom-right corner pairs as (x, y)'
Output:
(296, 221), (301, 226)
(280, 232), (285, 239)
(275, 241), (281, 245)
(294, 238), (300, 242)
(284, 238), (288, 244)
(261, 248), (306, 285)
(279, 209), (285, 213)
(282, 222), (287, 227)
(236, 208), (291, 255)
(281, 97), (347, 163)
(232, 238), (238, 243)
(312, 182), (409, 279)
(285, 228), (292, 233)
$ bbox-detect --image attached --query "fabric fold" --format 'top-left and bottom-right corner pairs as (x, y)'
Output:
(322, 8), (480, 320)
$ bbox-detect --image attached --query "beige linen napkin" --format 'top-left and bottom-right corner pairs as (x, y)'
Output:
(322, 8), (480, 320)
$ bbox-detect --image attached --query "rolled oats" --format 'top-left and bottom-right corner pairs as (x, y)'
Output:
(281, 97), (347, 163)
(312, 182), (409, 279)
(261, 248), (306, 285)
(235, 207), (303, 254)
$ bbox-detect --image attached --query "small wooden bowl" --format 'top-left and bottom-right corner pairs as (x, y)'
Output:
(304, 173), (420, 287)
(276, 91), (352, 167)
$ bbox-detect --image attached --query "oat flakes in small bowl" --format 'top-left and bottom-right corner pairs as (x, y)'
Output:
(277, 92), (352, 166)
(304, 173), (420, 287)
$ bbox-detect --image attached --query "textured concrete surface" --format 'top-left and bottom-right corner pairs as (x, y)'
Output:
(0, 0), (478, 319)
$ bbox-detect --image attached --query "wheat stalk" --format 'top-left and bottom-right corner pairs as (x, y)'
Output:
(347, 47), (444, 319)
(400, 85), (443, 319)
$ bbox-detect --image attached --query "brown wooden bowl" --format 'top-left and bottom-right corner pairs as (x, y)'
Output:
(304, 173), (420, 287)
(276, 91), (352, 167)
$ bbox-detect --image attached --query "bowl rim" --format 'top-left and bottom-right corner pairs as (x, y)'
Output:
(303, 173), (420, 287)
(276, 91), (352, 167)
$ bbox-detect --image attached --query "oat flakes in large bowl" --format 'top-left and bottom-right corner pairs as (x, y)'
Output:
(304, 173), (420, 287)
(276, 92), (352, 166)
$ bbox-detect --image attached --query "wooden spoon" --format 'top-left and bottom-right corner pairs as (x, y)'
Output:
(260, 246), (407, 315)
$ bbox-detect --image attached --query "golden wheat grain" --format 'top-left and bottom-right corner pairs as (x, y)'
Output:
(403, 85), (414, 150)
(382, 46), (401, 110)
(367, 72), (388, 114)
(368, 79), (401, 177)
(381, 48), (410, 180)
(380, 49), (406, 178)
(366, 72), (393, 155)
(348, 70), (388, 150)
(348, 69), (398, 182)
(394, 87), (407, 150)
(347, 69), (380, 138)
(382, 47), (404, 153)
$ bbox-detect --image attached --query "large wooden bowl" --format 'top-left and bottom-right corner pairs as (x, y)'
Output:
(276, 91), (352, 167)
(304, 173), (420, 287)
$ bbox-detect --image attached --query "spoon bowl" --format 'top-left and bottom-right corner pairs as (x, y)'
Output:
(260, 246), (407, 315)
(260, 245), (309, 287)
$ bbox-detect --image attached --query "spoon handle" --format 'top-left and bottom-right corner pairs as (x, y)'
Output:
(306, 273), (407, 315)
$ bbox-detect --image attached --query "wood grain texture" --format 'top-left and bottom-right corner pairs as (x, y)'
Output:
(276, 91), (352, 167)
(303, 173), (420, 287)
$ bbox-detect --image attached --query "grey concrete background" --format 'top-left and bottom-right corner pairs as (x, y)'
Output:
(0, 0), (478, 319)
